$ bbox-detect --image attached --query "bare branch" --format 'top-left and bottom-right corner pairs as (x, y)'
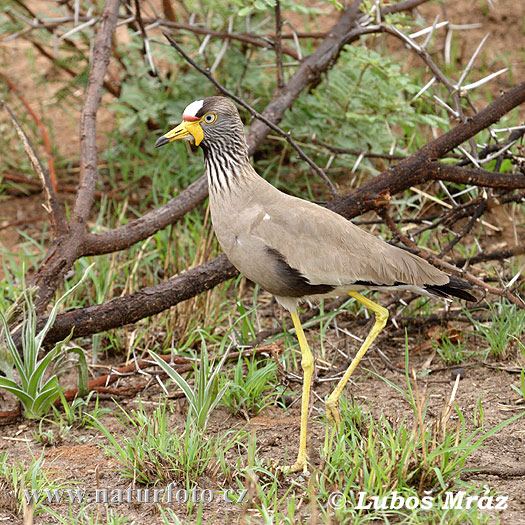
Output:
(33, 254), (238, 344)
(30, 0), (121, 312)
(274, 0), (284, 90)
(381, 0), (431, 14)
(456, 245), (525, 267)
(1, 102), (65, 234)
(428, 163), (525, 190)
(329, 82), (525, 219)
(73, 0), (121, 224)
(378, 208), (525, 308)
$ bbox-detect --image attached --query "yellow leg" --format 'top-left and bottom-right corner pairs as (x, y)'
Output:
(325, 291), (389, 426)
(285, 310), (314, 474)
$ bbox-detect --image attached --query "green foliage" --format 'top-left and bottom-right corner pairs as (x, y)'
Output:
(0, 268), (91, 419)
(433, 333), (467, 365)
(465, 301), (525, 358)
(52, 390), (112, 429)
(108, 40), (203, 132)
(0, 450), (73, 515)
(510, 369), (525, 401)
(45, 507), (133, 525)
(150, 342), (229, 431)
(285, 46), (448, 166)
(92, 398), (242, 486)
(231, 0), (336, 17)
(220, 354), (286, 417)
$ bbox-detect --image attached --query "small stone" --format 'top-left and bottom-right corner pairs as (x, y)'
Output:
(451, 368), (466, 380)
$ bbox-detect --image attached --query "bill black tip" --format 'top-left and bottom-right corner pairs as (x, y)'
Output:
(154, 135), (170, 148)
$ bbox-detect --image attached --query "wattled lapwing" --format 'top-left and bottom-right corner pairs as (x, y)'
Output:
(155, 96), (475, 473)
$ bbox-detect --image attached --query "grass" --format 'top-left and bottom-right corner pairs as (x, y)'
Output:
(44, 507), (134, 525)
(465, 301), (525, 358)
(0, 450), (74, 516)
(433, 332), (468, 365)
(0, 269), (90, 419)
(91, 397), (245, 487)
(225, 344), (521, 523)
(220, 353), (287, 417)
(150, 342), (229, 432)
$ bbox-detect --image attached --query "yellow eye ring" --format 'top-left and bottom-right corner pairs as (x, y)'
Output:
(202, 112), (217, 124)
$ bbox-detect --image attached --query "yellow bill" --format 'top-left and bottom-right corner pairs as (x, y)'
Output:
(154, 119), (204, 148)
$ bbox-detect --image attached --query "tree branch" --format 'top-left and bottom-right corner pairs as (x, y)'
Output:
(1, 102), (65, 235)
(30, 0), (121, 312)
(328, 82), (525, 219)
(34, 254), (238, 344)
(428, 163), (525, 190)
(73, 0), (120, 223)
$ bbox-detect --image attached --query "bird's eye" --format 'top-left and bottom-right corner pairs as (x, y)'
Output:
(203, 113), (217, 124)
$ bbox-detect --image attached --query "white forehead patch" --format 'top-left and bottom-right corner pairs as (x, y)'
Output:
(183, 99), (204, 118)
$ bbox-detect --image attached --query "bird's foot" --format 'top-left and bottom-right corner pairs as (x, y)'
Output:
(277, 453), (309, 475)
(325, 397), (341, 428)
(281, 459), (308, 475)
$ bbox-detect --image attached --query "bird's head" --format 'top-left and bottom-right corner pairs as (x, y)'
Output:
(154, 96), (243, 150)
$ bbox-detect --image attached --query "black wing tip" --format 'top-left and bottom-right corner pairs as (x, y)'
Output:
(425, 275), (476, 302)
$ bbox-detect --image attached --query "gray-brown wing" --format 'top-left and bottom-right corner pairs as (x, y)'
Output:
(247, 192), (448, 288)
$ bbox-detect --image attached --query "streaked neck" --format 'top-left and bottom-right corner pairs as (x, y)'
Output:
(202, 139), (254, 194)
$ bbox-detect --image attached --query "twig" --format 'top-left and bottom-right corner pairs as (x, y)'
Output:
(379, 21), (480, 157)
(381, 0), (431, 14)
(3, 10), (120, 98)
(274, 0), (284, 90)
(310, 137), (405, 161)
(157, 19), (300, 59)
(454, 245), (525, 267)
(329, 82), (525, 219)
(56, 344), (281, 402)
(73, 0), (120, 224)
(134, 0), (156, 75)
(0, 72), (58, 193)
(437, 200), (486, 258)
(1, 102), (65, 234)
(162, 33), (340, 197)
(462, 466), (525, 479)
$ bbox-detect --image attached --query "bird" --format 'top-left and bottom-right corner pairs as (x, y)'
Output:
(154, 96), (475, 473)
